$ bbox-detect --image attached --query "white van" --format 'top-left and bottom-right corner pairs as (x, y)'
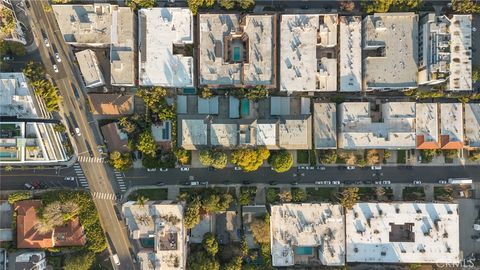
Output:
(112, 254), (120, 266)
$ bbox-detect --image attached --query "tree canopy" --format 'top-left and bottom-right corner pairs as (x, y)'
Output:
(202, 232), (219, 256)
(269, 150), (293, 173)
(0, 7), (15, 36)
(319, 150), (337, 164)
(187, 250), (220, 270)
(137, 130), (157, 158)
(127, 0), (155, 10)
(362, 0), (423, 13)
(231, 148), (269, 172)
(109, 151), (133, 172)
(451, 0), (480, 13)
(31, 80), (62, 112)
(64, 252), (95, 270)
(250, 214), (270, 244)
(0, 40), (25, 56)
(199, 149), (227, 169)
(23, 61), (46, 82)
(340, 187), (360, 209)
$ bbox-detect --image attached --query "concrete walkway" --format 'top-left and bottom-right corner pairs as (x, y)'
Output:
(392, 185), (403, 200)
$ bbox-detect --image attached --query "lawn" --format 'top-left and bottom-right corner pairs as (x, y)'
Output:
(403, 187), (426, 201)
(297, 150), (309, 164)
(266, 187), (280, 204)
(305, 187), (338, 202)
(358, 187), (376, 201)
(127, 188), (168, 201)
(397, 150), (406, 164)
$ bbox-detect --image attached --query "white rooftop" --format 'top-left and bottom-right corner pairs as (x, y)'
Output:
(338, 102), (416, 149)
(280, 14), (338, 92)
(339, 16), (362, 92)
(465, 103), (480, 148)
(110, 7), (135, 86)
(279, 117), (312, 149)
(180, 119), (207, 150)
(449, 15), (472, 91)
(440, 103), (463, 143)
(346, 203), (460, 264)
(256, 122), (277, 147)
(313, 103), (337, 149)
(198, 14), (275, 87)
(210, 123), (238, 147)
(138, 8), (194, 87)
(75, 49), (105, 88)
(363, 13), (418, 90)
(415, 103), (439, 147)
(270, 203), (345, 267)
(0, 73), (37, 117)
(52, 4), (113, 45)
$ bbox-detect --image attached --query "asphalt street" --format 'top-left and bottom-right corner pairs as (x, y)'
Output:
(24, 1), (135, 269)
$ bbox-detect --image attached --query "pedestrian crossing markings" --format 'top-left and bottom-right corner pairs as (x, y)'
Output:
(78, 156), (106, 163)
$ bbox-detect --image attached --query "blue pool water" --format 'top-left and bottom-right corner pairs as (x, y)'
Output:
(140, 237), (154, 248)
(233, 47), (241, 61)
(0, 152), (16, 158)
(183, 88), (196, 94)
(241, 98), (249, 116)
(295, 246), (313, 255)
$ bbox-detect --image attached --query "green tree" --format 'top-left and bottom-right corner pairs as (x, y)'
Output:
(175, 148), (190, 165)
(362, 0), (422, 13)
(472, 65), (480, 82)
(136, 196), (148, 207)
(231, 148), (269, 172)
(64, 252), (95, 270)
(250, 215), (270, 244)
(188, 251), (220, 270)
(53, 123), (66, 133)
(142, 154), (159, 169)
(340, 0), (355, 11)
(200, 87), (213, 99)
(469, 150), (480, 162)
(158, 104), (176, 120)
(8, 191), (31, 204)
(31, 80), (61, 112)
(239, 187), (256, 206)
(0, 7), (15, 36)
(4, 165), (13, 172)
(119, 117), (136, 134)
(136, 87), (167, 114)
(443, 149), (459, 159)
(219, 0), (235, 9)
(109, 151), (133, 172)
(319, 150), (337, 164)
(420, 149), (437, 163)
(451, 0), (480, 13)
(0, 40), (26, 56)
(244, 86), (268, 101)
(202, 193), (233, 213)
(366, 150), (380, 165)
(340, 187), (360, 209)
(266, 188), (278, 203)
(291, 188), (306, 202)
(187, 0), (216, 15)
(184, 197), (201, 229)
(211, 151), (227, 169)
(202, 232), (219, 256)
(127, 0), (155, 10)
(137, 130), (157, 158)
(269, 150), (293, 173)
(36, 201), (80, 233)
(199, 149), (214, 166)
(238, 0), (255, 9)
(23, 61), (45, 82)
(223, 256), (242, 270)
(278, 191), (292, 202)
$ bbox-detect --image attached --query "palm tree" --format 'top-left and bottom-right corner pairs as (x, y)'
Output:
(4, 165), (13, 172)
(136, 196), (148, 207)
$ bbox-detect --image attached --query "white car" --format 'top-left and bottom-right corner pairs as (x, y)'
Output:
(413, 180), (422, 185)
(317, 166), (326, 170)
(146, 168), (157, 172)
(54, 53), (61, 62)
(315, 181), (323, 185)
(323, 180), (332, 185)
(438, 180), (447, 184)
(74, 127), (81, 136)
(346, 166), (356, 170)
(180, 167), (189, 172)
(371, 165), (382, 170)
(382, 180), (391, 185)
(53, 64), (59, 73)
(332, 180), (341, 185)
(234, 167), (242, 171)
(64, 176), (75, 181)
(44, 38), (50, 47)
(159, 168), (168, 172)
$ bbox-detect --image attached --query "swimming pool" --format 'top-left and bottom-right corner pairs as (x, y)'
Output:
(140, 237), (154, 248)
(241, 98), (249, 116)
(0, 151), (16, 159)
(295, 246), (313, 255)
(233, 47), (241, 62)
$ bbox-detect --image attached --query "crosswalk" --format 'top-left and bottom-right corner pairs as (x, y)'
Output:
(73, 163), (89, 190)
(78, 156), (106, 163)
(92, 192), (116, 200)
(114, 171), (127, 192)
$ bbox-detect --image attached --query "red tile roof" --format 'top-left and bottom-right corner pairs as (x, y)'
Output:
(440, 135), (464, 150)
(416, 135), (440, 150)
(88, 94), (134, 116)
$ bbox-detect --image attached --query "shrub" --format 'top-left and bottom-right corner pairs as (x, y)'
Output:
(269, 150), (293, 173)
(8, 191), (31, 205)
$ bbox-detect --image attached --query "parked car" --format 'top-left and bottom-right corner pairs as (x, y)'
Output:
(269, 181), (278, 186)
(159, 168), (168, 172)
(242, 180), (251, 185)
(317, 166), (326, 170)
(64, 176), (75, 181)
(323, 180), (332, 185)
(223, 181), (232, 185)
(2, 55), (14, 61)
(156, 182), (165, 186)
(355, 181), (363, 185)
(332, 180), (341, 185)
(24, 183), (34, 190)
(112, 254), (120, 266)
(182, 181), (200, 186)
(74, 127), (81, 136)
(180, 167), (189, 172)
(146, 168), (157, 172)
(315, 181), (324, 185)
(298, 166), (306, 170)
(365, 180), (373, 185)
(234, 167), (242, 171)
(54, 52), (61, 62)
(346, 166), (356, 170)
(344, 180), (352, 185)
(97, 145), (103, 154)
(371, 165), (382, 170)
(382, 180), (391, 185)
(413, 180), (422, 185)
(199, 181), (208, 185)
(53, 64), (59, 73)
(290, 181), (299, 186)
(44, 38), (50, 47)
(438, 180), (447, 184)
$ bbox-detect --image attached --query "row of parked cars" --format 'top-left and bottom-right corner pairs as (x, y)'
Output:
(314, 180), (392, 186)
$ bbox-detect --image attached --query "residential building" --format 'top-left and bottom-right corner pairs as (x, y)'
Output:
(464, 103), (480, 149)
(87, 94), (134, 116)
(418, 14), (472, 91)
(100, 122), (129, 153)
(0, 0), (26, 44)
(339, 16), (362, 92)
(13, 251), (47, 270)
(0, 201), (12, 242)
(122, 201), (186, 270)
(138, 8), (194, 87)
(280, 14), (338, 92)
(177, 96), (311, 150)
(110, 7), (135, 86)
(0, 73), (68, 164)
(15, 200), (86, 249)
(313, 102), (337, 149)
(415, 103), (440, 149)
(270, 203), (345, 267)
(362, 13), (418, 91)
(198, 14), (276, 88)
(75, 50), (106, 88)
(440, 103), (464, 149)
(338, 102), (416, 149)
(346, 203), (460, 264)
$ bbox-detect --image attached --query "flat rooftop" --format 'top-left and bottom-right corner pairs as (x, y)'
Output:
(179, 118), (208, 150)
(346, 203), (460, 264)
(210, 123), (238, 147)
(338, 102), (416, 149)
(449, 15), (472, 91)
(139, 8), (194, 87)
(339, 16), (362, 92)
(0, 73), (37, 117)
(415, 103), (439, 149)
(75, 49), (105, 88)
(198, 14), (275, 87)
(313, 103), (337, 149)
(278, 117), (312, 149)
(363, 13), (418, 90)
(465, 103), (480, 147)
(52, 4), (113, 45)
(270, 203), (345, 266)
(110, 7), (135, 86)
(440, 103), (463, 143)
(280, 14), (338, 92)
